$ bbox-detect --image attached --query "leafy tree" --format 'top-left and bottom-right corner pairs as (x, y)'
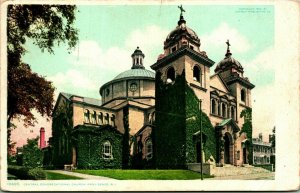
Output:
(7, 5), (79, 151)
(21, 137), (43, 168)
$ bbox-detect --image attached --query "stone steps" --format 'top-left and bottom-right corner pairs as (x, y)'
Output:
(214, 165), (271, 177)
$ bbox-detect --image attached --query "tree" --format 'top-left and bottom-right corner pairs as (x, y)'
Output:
(7, 5), (79, 151)
(21, 137), (43, 168)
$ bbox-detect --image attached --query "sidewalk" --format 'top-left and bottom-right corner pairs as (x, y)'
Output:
(47, 170), (116, 180)
(207, 172), (275, 180)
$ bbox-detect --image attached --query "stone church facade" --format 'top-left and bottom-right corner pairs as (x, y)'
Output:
(50, 10), (254, 169)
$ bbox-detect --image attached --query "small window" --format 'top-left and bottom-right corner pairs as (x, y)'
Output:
(237, 150), (240, 160)
(98, 113), (103, 125)
(193, 65), (201, 82)
(166, 67), (175, 83)
(211, 99), (216, 114)
(91, 111), (97, 124)
(106, 88), (110, 96)
(111, 115), (115, 127)
(241, 89), (246, 102)
(104, 113), (109, 125)
(231, 106), (235, 120)
(102, 141), (112, 159)
(222, 103), (227, 118)
(84, 109), (90, 123)
(171, 46), (177, 53)
(145, 139), (153, 160)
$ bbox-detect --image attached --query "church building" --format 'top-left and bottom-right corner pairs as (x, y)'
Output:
(50, 8), (254, 170)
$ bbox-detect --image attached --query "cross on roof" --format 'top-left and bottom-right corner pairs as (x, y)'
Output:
(226, 39), (231, 48)
(178, 5), (185, 15)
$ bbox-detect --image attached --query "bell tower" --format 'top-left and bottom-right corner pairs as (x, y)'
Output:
(151, 6), (215, 168)
(215, 40), (255, 128)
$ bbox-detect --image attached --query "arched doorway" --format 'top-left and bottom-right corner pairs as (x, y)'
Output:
(224, 134), (230, 164)
(222, 132), (234, 165)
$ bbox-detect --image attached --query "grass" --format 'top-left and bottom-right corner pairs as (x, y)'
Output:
(74, 169), (212, 180)
(45, 171), (83, 180)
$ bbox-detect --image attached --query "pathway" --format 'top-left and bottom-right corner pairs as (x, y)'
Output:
(46, 170), (116, 180)
(207, 172), (275, 180)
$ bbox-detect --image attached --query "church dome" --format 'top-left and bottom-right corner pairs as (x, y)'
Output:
(215, 40), (243, 73)
(215, 56), (243, 72)
(113, 68), (155, 81)
(164, 14), (200, 48)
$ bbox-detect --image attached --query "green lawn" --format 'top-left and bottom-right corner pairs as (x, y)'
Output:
(74, 169), (212, 180)
(45, 171), (83, 180)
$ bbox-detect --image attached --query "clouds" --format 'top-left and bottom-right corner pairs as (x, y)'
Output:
(201, 22), (251, 54)
(50, 24), (168, 99)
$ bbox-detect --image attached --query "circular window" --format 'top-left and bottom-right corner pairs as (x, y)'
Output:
(105, 88), (110, 96)
(129, 83), (138, 92)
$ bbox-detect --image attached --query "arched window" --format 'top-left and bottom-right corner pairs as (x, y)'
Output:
(166, 67), (175, 83)
(98, 112), (103, 125)
(104, 113), (109, 125)
(222, 103), (227, 118)
(91, 111), (97, 124)
(84, 109), (90, 123)
(111, 115), (115, 127)
(211, 99), (215, 114)
(145, 139), (153, 160)
(231, 106), (235, 120)
(193, 65), (201, 82)
(102, 141), (112, 159)
(241, 89), (246, 102)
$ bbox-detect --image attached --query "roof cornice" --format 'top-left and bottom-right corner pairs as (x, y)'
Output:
(151, 46), (215, 71)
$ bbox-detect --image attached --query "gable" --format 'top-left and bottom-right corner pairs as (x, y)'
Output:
(210, 74), (230, 93)
(52, 93), (69, 117)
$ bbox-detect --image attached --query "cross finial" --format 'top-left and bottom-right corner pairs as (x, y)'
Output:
(178, 5), (185, 16)
(226, 39), (231, 48)
(225, 39), (232, 57)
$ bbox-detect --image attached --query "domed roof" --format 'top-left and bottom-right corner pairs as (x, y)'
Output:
(215, 56), (243, 72)
(165, 15), (200, 45)
(215, 40), (243, 73)
(113, 68), (155, 81)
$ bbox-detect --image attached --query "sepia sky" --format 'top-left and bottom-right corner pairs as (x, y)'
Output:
(12, 4), (275, 147)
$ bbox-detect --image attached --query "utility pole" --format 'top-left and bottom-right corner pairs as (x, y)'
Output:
(200, 99), (203, 180)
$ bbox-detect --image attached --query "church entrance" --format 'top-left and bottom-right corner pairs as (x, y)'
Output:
(224, 134), (230, 164)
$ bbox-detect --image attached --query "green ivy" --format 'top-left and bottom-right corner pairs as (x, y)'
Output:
(51, 99), (73, 168)
(240, 107), (253, 165)
(154, 71), (216, 168)
(122, 106), (130, 169)
(72, 125), (123, 169)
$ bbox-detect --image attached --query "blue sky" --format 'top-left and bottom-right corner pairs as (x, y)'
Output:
(20, 4), (275, 141)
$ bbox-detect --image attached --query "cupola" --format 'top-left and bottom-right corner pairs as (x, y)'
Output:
(131, 46), (145, 69)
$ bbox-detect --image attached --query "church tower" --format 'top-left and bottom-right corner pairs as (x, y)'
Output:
(151, 6), (215, 168)
(215, 41), (255, 128)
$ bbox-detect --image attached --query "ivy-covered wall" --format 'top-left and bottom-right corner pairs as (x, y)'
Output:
(154, 71), (216, 168)
(154, 71), (186, 168)
(185, 85), (216, 163)
(73, 125), (123, 169)
(51, 99), (73, 168)
(240, 108), (253, 165)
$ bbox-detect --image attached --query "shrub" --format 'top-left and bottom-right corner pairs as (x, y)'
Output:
(22, 137), (43, 168)
(8, 165), (46, 180)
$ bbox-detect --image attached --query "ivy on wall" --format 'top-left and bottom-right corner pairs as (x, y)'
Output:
(154, 70), (216, 168)
(72, 125), (123, 169)
(240, 107), (253, 165)
(122, 106), (130, 169)
(51, 99), (73, 168)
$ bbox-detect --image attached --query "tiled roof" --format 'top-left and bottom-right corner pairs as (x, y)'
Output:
(61, 92), (102, 106)
(113, 69), (155, 80)
(218, 118), (232, 126)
